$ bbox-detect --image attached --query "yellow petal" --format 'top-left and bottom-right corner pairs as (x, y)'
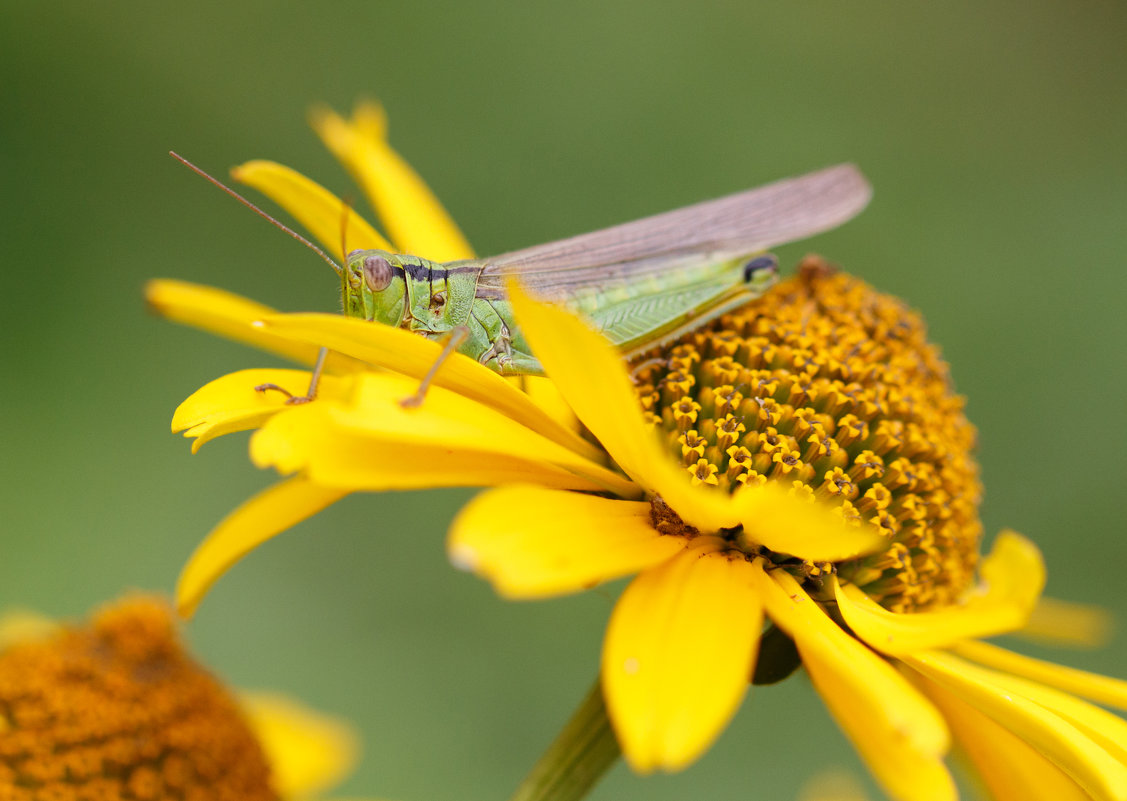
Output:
(834, 530), (1045, 655)
(505, 280), (887, 563)
(232, 159), (392, 255)
(249, 372), (632, 495)
(146, 279), (364, 371)
(505, 279), (731, 525)
(310, 103), (474, 261)
(1019, 595), (1114, 648)
(177, 477), (348, 617)
(275, 437), (605, 493)
(953, 639), (1127, 713)
(172, 369), (344, 452)
(448, 487), (684, 598)
(0, 609), (59, 649)
(254, 414), (613, 493)
(982, 668), (1127, 766)
(256, 312), (606, 466)
(602, 537), (763, 773)
(753, 565), (953, 801)
(915, 670), (1092, 801)
(979, 527), (1046, 601)
(520, 375), (582, 434)
(902, 649), (1127, 801)
(240, 691), (359, 800)
(730, 482), (885, 562)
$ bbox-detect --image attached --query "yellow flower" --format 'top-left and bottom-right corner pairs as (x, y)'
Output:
(0, 597), (382, 801)
(150, 103), (1127, 801)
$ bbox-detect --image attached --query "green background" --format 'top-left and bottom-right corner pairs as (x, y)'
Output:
(3, 2), (1125, 799)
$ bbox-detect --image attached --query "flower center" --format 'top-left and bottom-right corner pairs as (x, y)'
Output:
(633, 258), (982, 611)
(0, 598), (279, 801)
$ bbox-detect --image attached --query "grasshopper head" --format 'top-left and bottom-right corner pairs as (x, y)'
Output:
(343, 249), (409, 327)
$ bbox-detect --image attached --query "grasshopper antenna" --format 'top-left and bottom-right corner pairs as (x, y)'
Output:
(268, 195), (358, 406)
(338, 195), (354, 298)
(265, 197), (358, 405)
(339, 197), (353, 261)
(169, 151), (343, 277)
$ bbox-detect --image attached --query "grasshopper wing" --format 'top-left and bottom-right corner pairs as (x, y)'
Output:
(475, 163), (871, 296)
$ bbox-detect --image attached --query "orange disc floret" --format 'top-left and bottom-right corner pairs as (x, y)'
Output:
(0, 597), (278, 801)
(633, 258), (982, 612)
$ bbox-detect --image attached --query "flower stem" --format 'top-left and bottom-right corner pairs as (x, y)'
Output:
(507, 677), (620, 801)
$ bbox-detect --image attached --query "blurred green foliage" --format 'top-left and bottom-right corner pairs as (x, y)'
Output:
(1, 2), (1125, 799)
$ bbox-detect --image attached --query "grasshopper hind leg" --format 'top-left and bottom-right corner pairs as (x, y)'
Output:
(491, 350), (543, 375)
(471, 298), (544, 376)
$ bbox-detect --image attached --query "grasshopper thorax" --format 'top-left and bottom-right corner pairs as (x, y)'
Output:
(343, 249), (412, 327)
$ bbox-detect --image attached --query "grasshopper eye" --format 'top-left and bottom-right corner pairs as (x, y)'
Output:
(363, 256), (394, 292)
(742, 255), (778, 283)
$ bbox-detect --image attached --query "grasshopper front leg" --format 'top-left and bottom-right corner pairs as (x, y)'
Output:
(400, 297), (544, 407)
(256, 347), (329, 404)
(399, 326), (471, 409)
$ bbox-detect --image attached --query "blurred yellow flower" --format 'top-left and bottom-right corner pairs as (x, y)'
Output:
(150, 103), (1127, 801)
(0, 597), (381, 801)
(798, 770), (872, 801)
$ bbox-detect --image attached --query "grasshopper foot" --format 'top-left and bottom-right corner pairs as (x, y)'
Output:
(254, 347), (329, 406)
(254, 383), (314, 405)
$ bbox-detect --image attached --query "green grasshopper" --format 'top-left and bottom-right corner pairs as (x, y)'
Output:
(173, 155), (869, 402)
(341, 164), (870, 377)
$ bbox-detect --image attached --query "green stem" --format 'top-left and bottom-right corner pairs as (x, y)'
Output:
(507, 676), (621, 801)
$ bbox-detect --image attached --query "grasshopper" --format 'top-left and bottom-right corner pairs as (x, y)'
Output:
(342, 164), (870, 377)
(172, 155), (869, 402)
